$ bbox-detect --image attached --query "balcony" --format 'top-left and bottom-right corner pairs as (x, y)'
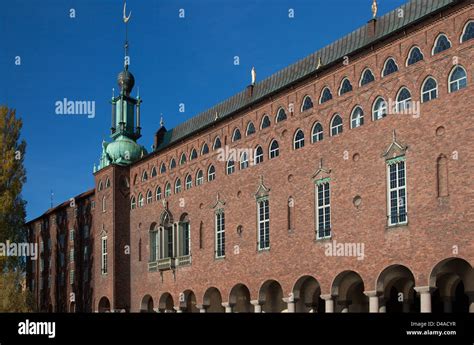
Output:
(148, 261), (158, 272)
(157, 257), (174, 271)
(176, 255), (192, 267)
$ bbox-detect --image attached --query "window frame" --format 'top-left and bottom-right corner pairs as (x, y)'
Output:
(315, 180), (331, 239)
(386, 157), (408, 226)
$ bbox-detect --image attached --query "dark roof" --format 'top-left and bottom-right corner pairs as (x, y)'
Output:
(154, 0), (458, 152)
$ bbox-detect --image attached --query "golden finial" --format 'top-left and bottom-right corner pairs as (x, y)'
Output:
(372, 0), (378, 19)
(251, 67), (256, 85)
(123, 2), (132, 23)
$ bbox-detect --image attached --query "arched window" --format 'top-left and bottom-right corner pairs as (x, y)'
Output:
(151, 167), (157, 177)
(432, 34), (451, 55)
(232, 128), (241, 142)
(330, 114), (343, 136)
(311, 122), (323, 143)
(421, 77), (438, 103)
(339, 78), (353, 95)
(196, 170), (204, 186)
(240, 152), (249, 170)
(185, 174), (192, 190)
(156, 186), (162, 201)
(301, 95), (313, 112)
(276, 108), (287, 123)
(406, 46), (424, 66)
(293, 129), (305, 150)
(461, 21), (474, 42)
(180, 153), (187, 165)
(138, 193), (144, 207)
(360, 68), (375, 86)
(208, 165), (216, 181)
(102, 196), (106, 212)
(165, 182), (171, 197)
(260, 115), (271, 129)
(226, 160), (235, 175)
(373, 97), (387, 120)
(142, 171), (148, 182)
(201, 143), (209, 155)
(213, 137), (222, 150)
(175, 179), (182, 194)
(449, 66), (467, 93)
(170, 158), (176, 170)
(319, 87), (333, 104)
(98, 180), (103, 191)
(190, 149), (198, 161)
(105, 178), (111, 188)
(254, 146), (264, 165)
(269, 140), (279, 159)
(382, 58), (398, 77)
(396, 88), (412, 112)
(350, 106), (364, 129)
(246, 122), (256, 136)
(160, 163), (166, 174)
(146, 190), (153, 204)
(130, 196), (136, 210)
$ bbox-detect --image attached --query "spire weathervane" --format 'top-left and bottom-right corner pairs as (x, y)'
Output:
(372, 0), (378, 18)
(123, 1), (132, 68)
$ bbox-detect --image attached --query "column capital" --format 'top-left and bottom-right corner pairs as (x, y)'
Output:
(320, 294), (333, 301)
(363, 290), (379, 298)
(173, 306), (183, 313)
(195, 304), (206, 310)
(282, 297), (295, 303)
(221, 302), (231, 308)
(250, 300), (261, 306)
(414, 286), (435, 294)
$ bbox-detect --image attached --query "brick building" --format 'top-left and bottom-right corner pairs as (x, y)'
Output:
(26, 0), (474, 313)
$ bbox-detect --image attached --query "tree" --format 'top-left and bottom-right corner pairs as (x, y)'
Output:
(0, 106), (31, 311)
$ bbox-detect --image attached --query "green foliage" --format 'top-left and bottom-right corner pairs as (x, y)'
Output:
(0, 271), (34, 312)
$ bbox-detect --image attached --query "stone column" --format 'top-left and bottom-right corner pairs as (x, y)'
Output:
(320, 294), (334, 313)
(414, 286), (432, 313)
(250, 300), (262, 313)
(196, 304), (206, 313)
(364, 291), (379, 313)
(282, 297), (295, 313)
(222, 302), (232, 313)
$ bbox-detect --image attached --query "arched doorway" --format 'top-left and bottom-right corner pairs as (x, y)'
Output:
(98, 297), (111, 313)
(259, 280), (285, 312)
(140, 295), (154, 312)
(181, 290), (199, 313)
(229, 284), (252, 312)
(203, 287), (225, 312)
(293, 276), (324, 312)
(158, 293), (175, 313)
(332, 271), (368, 312)
(430, 257), (473, 313)
(376, 265), (417, 312)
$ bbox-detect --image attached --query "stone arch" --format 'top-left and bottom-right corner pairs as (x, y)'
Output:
(140, 294), (154, 312)
(180, 290), (199, 313)
(159, 292), (175, 313)
(98, 296), (111, 313)
(376, 264), (417, 312)
(429, 257), (473, 312)
(203, 287), (225, 312)
(259, 280), (285, 313)
(292, 275), (324, 312)
(331, 271), (368, 312)
(159, 210), (174, 226)
(229, 283), (252, 312)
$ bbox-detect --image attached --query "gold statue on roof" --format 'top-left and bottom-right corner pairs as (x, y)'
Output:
(372, 0), (378, 19)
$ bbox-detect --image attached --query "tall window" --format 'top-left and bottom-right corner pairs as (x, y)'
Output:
(101, 236), (107, 274)
(175, 179), (182, 194)
(142, 171), (148, 182)
(257, 199), (270, 250)
(276, 108), (287, 123)
(201, 143), (209, 155)
(196, 170), (204, 185)
(246, 122), (256, 136)
(269, 140), (279, 159)
(190, 149), (198, 160)
(421, 77), (438, 103)
(226, 160), (235, 175)
(160, 163), (166, 174)
(208, 165), (216, 181)
(461, 21), (474, 42)
(373, 97), (387, 120)
(179, 217), (191, 257)
(260, 115), (271, 129)
(255, 146), (264, 165)
(387, 158), (407, 226)
(301, 95), (313, 111)
(156, 186), (162, 201)
(449, 66), (467, 93)
(240, 152), (249, 170)
(146, 190), (153, 204)
(232, 128), (241, 142)
(360, 69), (375, 86)
(149, 227), (158, 262)
(213, 137), (222, 150)
(138, 193), (144, 207)
(319, 87), (333, 104)
(406, 46), (424, 66)
(170, 158), (176, 170)
(396, 88), (412, 112)
(432, 34), (451, 55)
(180, 153), (187, 165)
(131, 196), (136, 210)
(185, 175), (192, 190)
(312, 122), (323, 143)
(215, 211), (225, 258)
(151, 167), (157, 177)
(350, 106), (364, 128)
(382, 58), (398, 77)
(316, 180), (331, 239)
(165, 182), (171, 197)
(293, 129), (305, 149)
(330, 115), (343, 136)
(339, 78), (353, 95)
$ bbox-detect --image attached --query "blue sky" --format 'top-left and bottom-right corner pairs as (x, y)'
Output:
(2, 0), (407, 220)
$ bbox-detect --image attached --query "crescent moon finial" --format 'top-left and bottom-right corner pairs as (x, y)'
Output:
(123, 2), (132, 23)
